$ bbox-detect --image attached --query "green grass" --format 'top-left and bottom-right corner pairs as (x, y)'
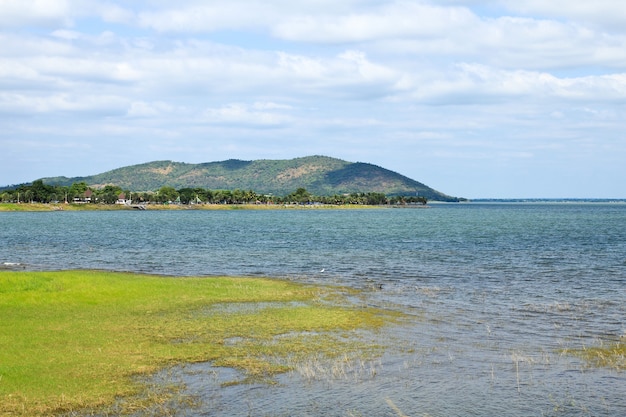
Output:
(0, 203), (55, 212)
(0, 270), (398, 416)
(0, 203), (132, 212)
(0, 202), (384, 212)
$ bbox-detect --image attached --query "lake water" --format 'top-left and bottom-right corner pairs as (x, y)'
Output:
(2, 203), (625, 416)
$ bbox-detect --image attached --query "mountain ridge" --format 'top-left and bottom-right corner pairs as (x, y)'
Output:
(37, 155), (460, 201)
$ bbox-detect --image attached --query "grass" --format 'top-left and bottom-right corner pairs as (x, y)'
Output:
(0, 270), (400, 416)
(564, 341), (626, 370)
(0, 202), (385, 212)
(0, 203), (131, 212)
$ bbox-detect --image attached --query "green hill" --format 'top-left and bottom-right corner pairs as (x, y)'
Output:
(40, 156), (460, 201)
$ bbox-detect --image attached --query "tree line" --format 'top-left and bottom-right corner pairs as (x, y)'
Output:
(1, 181), (428, 206)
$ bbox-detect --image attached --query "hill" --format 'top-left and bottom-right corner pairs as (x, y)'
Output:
(38, 156), (459, 201)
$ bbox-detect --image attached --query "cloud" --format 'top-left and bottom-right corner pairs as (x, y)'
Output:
(274, 50), (402, 99)
(95, 2), (135, 24)
(0, 92), (128, 114)
(310, 3), (626, 72)
(202, 103), (293, 127)
(0, 33), (76, 59)
(50, 29), (82, 41)
(127, 101), (176, 118)
(252, 102), (293, 110)
(413, 64), (626, 104)
(137, 3), (270, 32)
(273, 2), (477, 42)
(0, 0), (73, 29)
(502, 0), (626, 32)
(134, 0), (370, 33)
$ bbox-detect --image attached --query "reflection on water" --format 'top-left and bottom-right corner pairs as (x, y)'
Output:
(2, 203), (625, 416)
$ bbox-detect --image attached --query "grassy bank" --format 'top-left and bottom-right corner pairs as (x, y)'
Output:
(0, 203), (132, 212)
(0, 270), (399, 416)
(0, 203), (385, 212)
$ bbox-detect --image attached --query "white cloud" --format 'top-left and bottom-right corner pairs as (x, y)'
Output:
(276, 52), (326, 80)
(503, 0), (626, 32)
(27, 55), (142, 84)
(252, 102), (293, 110)
(273, 2), (477, 42)
(127, 101), (175, 118)
(275, 50), (402, 98)
(202, 103), (293, 127)
(96, 2), (134, 24)
(0, 0), (72, 29)
(361, 13), (626, 72)
(0, 92), (127, 114)
(51, 29), (82, 40)
(134, 0), (372, 33)
(481, 16), (626, 70)
(338, 50), (397, 81)
(137, 3), (269, 32)
(0, 33), (76, 58)
(410, 63), (626, 105)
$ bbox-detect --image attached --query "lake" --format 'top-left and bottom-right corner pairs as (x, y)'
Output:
(2, 203), (625, 416)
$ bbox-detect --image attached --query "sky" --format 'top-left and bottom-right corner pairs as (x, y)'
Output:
(1, 1), (625, 198)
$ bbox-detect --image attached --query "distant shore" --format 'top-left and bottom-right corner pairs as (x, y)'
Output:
(0, 202), (403, 212)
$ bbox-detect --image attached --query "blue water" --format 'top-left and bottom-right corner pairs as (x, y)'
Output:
(1, 203), (625, 416)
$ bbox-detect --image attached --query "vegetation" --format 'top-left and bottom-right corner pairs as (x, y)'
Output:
(3, 156), (461, 201)
(1, 180), (428, 207)
(0, 203), (134, 212)
(564, 341), (626, 370)
(0, 180), (130, 205)
(0, 270), (401, 416)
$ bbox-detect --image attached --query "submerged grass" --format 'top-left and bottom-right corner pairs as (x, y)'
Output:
(0, 270), (400, 416)
(564, 340), (626, 370)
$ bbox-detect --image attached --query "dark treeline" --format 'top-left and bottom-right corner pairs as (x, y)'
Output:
(1, 181), (428, 206)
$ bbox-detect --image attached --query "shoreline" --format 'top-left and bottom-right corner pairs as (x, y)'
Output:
(0, 202), (400, 212)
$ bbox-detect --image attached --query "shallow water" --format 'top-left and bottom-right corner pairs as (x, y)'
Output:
(2, 203), (625, 416)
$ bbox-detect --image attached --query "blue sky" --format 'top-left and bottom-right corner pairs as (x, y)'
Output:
(1, 0), (625, 198)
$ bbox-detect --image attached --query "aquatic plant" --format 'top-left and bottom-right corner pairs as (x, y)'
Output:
(565, 340), (626, 370)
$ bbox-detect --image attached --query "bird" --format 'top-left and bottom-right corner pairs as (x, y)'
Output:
(320, 268), (325, 273)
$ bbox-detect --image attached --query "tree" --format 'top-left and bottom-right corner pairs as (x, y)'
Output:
(365, 192), (388, 205)
(97, 185), (123, 204)
(30, 180), (55, 202)
(68, 182), (88, 201)
(232, 189), (245, 204)
(23, 190), (34, 203)
(177, 188), (196, 204)
(213, 190), (232, 204)
(288, 187), (312, 204)
(157, 186), (178, 203)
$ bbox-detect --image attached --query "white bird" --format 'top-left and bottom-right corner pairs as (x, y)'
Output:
(320, 268), (325, 273)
